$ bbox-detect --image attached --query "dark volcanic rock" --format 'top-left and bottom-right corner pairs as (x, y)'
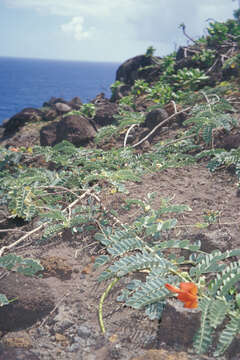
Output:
(92, 94), (118, 126)
(143, 108), (169, 130)
(116, 55), (161, 86)
(40, 121), (59, 146)
(43, 97), (66, 107)
(3, 108), (43, 136)
(0, 272), (54, 331)
(42, 107), (58, 122)
(158, 299), (201, 347)
(55, 115), (97, 146)
(69, 96), (83, 109)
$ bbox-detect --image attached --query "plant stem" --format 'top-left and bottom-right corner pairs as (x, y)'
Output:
(99, 277), (120, 334)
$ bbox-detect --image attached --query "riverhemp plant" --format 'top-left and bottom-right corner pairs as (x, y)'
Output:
(95, 196), (240, 356)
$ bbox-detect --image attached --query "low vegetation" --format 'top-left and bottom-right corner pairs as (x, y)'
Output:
(0, 13), (240, 357)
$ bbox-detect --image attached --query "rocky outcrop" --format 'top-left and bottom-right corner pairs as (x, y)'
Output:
(40, 114), (97, 146)
(3, 108), (43, 136)
(116, 55), (161, 86)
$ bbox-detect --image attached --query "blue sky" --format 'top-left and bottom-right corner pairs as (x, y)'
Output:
(1, 0), (239, 62)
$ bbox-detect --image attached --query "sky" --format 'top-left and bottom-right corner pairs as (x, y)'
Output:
(1, 0), (239, 63)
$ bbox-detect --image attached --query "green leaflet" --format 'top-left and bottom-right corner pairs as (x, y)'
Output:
(0, 254), (43, 276)
(208, 299), (229, 329)
(214, 314), (240, 357)
(126, 277), (168, 309)
(194, 298), (213, 354)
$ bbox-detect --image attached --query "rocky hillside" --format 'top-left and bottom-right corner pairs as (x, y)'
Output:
(0, 14), (240, 360)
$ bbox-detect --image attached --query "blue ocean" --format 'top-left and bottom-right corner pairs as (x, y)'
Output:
(0, 57), (120, 124)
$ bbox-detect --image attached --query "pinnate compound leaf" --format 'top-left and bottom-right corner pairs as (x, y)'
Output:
(208, 299), (229, 329)
(214, 315), (240, 357)
(194, 298), (213, 354)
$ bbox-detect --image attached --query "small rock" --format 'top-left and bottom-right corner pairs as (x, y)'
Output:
(77, 325), (92, 338)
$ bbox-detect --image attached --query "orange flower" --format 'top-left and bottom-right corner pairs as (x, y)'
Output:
(165, 282), (198, 309)
(9, 147), (19, 152)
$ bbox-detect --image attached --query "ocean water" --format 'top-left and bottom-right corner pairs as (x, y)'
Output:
(0, 57), (120, 124)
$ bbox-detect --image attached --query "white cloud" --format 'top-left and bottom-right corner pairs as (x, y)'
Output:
(61, 16), (94, 40)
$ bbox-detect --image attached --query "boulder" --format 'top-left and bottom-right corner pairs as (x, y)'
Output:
(53, 115), (97, 146)
(92, 95), (118, 126)
(3, 108), (43, 136)
(40, 121), (58, 146)
(42, 97), (66, 107)
(0, 272), (54, 331)
(69, 96), (83, 110)
(143, 108), (169, 131)
(42, 107), (58, 122)
(116, 55), (161, 86)
(54, 102), (72, 114)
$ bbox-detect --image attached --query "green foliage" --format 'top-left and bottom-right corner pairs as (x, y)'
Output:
(204, 148), (240, 180)
(0, 253), (43, 276)
(110, 80), (124, 97)
(118, 95), (135, 110)
(94, 125), (117, 145)
(131, 79), (150, 96)
(64, 103), (96, 119)
(192, 49), (216, 67)
(207, 19), (240, 45)
(80, 103), (96, 118)
(95, 195), (240, 357)
(145, 46), (156, 57)
(146, 82), (173, 105)
(171, 68), (209, 91)
(0, 294), (11, 307)
(223, 53), (240, 70)
(184, 99), (237, 145)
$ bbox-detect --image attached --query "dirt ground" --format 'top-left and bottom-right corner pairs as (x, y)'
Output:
(0, 157), (240, 360)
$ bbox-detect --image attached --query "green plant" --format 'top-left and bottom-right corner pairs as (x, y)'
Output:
(63, 103), (96, 119)
(145, 46), (156, 57)
(184, 99), (237, 145)
(110, 80), (124, 97)
(192, 49), (216, 67)
(171, 68), (209, 91)
(201, 148), (240, 180)
(94, 125), (117, 145)
(80, 103), (96, 118)
(131, 79), (150, 96)
(207, 18), (240, 46)
(207, 21), (230, 44)
(223, 53), (240, 70)
(95, 197), (240, 356)
(146, 82), (173, 105)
